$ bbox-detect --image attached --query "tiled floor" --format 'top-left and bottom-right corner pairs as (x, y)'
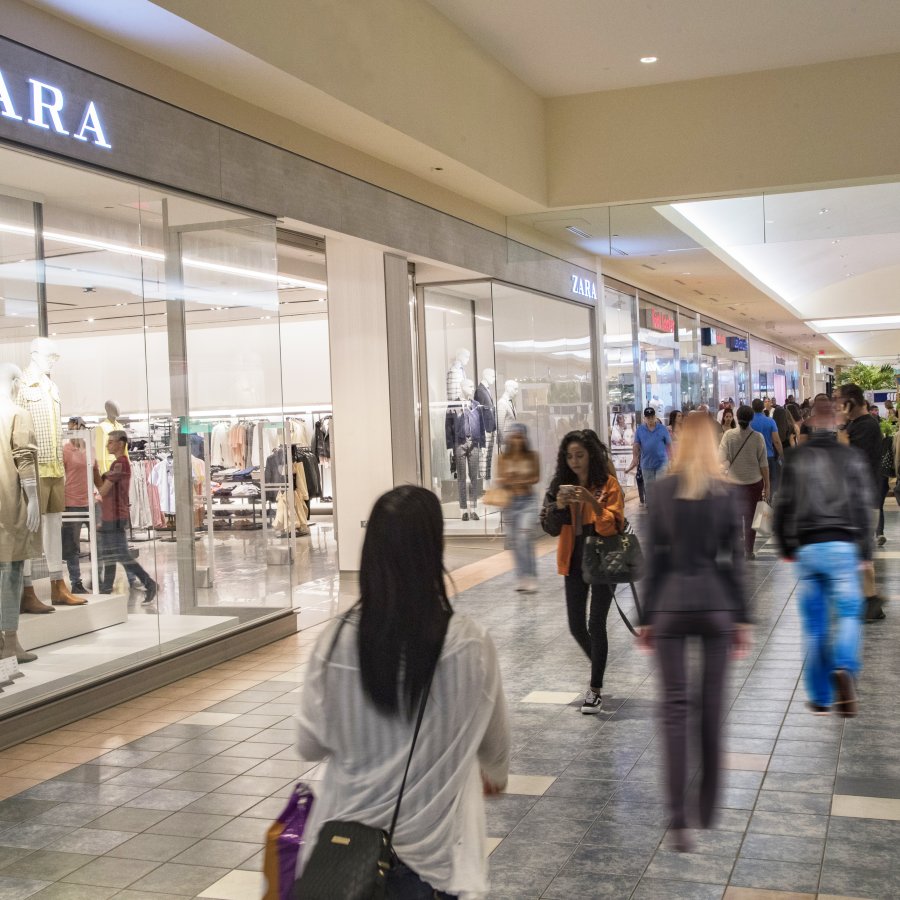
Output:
(0, 505), (896, 899)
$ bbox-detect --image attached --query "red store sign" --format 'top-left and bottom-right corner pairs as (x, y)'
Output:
(645, 307), (675, 333)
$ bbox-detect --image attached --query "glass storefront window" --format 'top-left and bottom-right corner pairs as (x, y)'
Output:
(0, 146), (333, 714)
(679, 311), (700, 410)
(421, 281), (595, 535)
(603, 287), (638, 495)
(638, 297), (678, 421)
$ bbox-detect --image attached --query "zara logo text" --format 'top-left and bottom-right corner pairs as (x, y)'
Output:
(0, 71), (111, 149)
(570, 275), (597, 300)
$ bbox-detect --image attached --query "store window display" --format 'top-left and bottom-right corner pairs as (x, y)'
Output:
(0, 363), (42, 674)
(474, 368), (497, 481)
(497, 379), (519, 440)
(446, 378), (485, 521)
(95, 400), (127, 474)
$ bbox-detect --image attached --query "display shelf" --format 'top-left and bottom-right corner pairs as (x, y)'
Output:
(19, 593), (128, 651)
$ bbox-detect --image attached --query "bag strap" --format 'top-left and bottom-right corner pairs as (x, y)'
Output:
(387, 654), (437, 846)
(613, 583), (642, 637)
(728, 430), (753, 469)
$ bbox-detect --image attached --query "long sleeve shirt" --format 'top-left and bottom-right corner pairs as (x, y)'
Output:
(295, 612), (509, 898)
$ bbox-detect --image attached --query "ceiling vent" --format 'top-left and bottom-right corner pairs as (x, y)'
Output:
(610, 246), (629, 256)
(641, 263), (656, 271)
(566, 226), (592, 239)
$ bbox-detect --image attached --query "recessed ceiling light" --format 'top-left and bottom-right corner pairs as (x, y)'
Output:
(640, 56), (658, 64)
(86, 318), (95, 323)
(681, 272), (691, 276)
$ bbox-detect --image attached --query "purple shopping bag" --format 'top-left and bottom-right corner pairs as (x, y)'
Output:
(263, 782), (314, 900)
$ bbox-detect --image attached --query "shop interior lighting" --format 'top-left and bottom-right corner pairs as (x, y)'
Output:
(807, 314), (900, 332)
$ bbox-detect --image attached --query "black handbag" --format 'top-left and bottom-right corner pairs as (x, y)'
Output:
(582, 520), (644, 586)
(293, 634), (434, 900)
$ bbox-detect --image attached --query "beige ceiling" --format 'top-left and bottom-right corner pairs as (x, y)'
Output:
(425, 0), (900, 97)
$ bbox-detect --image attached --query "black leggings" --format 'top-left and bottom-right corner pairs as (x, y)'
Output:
(564, 537), (613, 690)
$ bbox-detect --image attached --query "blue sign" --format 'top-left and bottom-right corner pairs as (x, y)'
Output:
(727, 336), (748, 352)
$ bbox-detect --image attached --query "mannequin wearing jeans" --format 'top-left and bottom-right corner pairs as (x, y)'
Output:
(0, 363), (43, 670)
(445, 380), (485, 521)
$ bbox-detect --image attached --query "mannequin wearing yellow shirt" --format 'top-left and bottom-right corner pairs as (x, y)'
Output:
(95, 400), (127, 475)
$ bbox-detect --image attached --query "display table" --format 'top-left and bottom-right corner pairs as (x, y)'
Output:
(18, 594), (128, 651)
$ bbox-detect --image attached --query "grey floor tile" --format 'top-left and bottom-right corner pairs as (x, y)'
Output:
(104, 770), (180, 790)
(663, 828), (741, 857)
(126, 862), (230, 896)
(206, 817), (268, 844)
(124, 738), (186, 754)
(178, 793), (259, 816)
(46, 829), (134, 856)
(0, 802), (61, 825)
(645, 850), (734, 884)
(54, 768), (128, 785)
(834, 773), (900, 798)
(542, 870), (639, 899)
(187, 757), (258, 776)
(739, 832), (825, 864)
(487, 837), (574, 875)
(729, 857), (820, 893)
(213, 775), (293, 797)
(88, 809), (171, 833)
(146, 813), (232, 839)
(138, 754), (210, 772)
(168, 838), (259, 867)
(235, 849), (265, 872)
(819, 862), (900, 898)
(61, 856), (161, 889)
(31, 806), (113, 828)
(747, 810), (828, 839)
(87, 750), (160, 769)
(560, 844), (648, 876)
(0, 826), (75, 851)
(761, 772), (835, 794)
(753, 790), (832, 815)
(543, 777), (619, 802)
(106, 833), (198, 862)
(0, 876), (51, 900)
(483, 861), (555, 899)
(630, 879), (725, 900)
(242, 797), (290, 820)
(29, 884), (117, 900)
(0, 849), (33, 870)
(122, 790), (205, 812)
(0, 852), (96, 883)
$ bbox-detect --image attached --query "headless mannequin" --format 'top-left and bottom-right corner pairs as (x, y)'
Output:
(0, 363), (42, 672)
(446, 348), (470, 402)
(95, 400), (127, 475)
(17, 338), (82, 611)
(475, 368), (497, 482)
(497, 380), (520, 444)
(447, 379), (484, 521)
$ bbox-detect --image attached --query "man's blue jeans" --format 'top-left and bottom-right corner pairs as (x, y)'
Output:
(796, 542), (864, 707)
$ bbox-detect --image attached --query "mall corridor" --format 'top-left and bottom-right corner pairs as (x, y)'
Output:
(0, 505), (894, 900)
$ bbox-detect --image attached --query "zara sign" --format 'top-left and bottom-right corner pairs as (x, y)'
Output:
(570, 275), (597, 300)
(0, 70), (111, 149)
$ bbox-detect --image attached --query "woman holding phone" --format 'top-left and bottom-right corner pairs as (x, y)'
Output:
(543, 431), (624, 713)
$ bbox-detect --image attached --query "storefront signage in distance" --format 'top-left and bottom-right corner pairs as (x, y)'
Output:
(570, 275), (597, 300)
(0, 71), (111, 149)
(727, 336), (748, 352)
(645, 307), (675, 333)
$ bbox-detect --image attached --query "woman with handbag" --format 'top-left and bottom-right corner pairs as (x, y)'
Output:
(638, 414), (752, 852)
(496, 424), (541, 593)
(543, 430), (624, 714)
(719, 405), (770, 560)
(294, 486), (509, 899)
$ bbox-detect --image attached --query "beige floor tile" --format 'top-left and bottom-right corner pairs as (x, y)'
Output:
(160, 699), (217, 712)
(521, 691), (581, 705)
(25, 731), (83, 748)
(817, 895), (871, 899)
(832, 794), (900, 820)
(198, 869), (264, 899)
(128, 709), (188, 724)
(724, 752), (771, 771)
(0, 743), (57, 761)
(504, 774), (556, 796)
(0, 776), (40, 799)
(484, 837), (503, 857)
(187, 689), (240, 701)
(0, 757), (30, 775)
(113, 721), (166, 737)
(723, 889), (815, 899)
(179, 712), (240, 726)
(43, 746), (108, 764)
(6, 760), (79, 779)
(117, 697), (170, 710)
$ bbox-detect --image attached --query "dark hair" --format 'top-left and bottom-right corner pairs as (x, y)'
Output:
(668, 409), (682, 428)
(751, 398), (764, 413)
(786, 402), (803, 423)
(108, 429), (128, 446)
(840, 383), (866, 409)
(549, 430), (614, 494)
(357, 486), (451, 719)
(737, 405), (754, 428)
(722, 407), (736, 428)
(68, 416), (86, 429)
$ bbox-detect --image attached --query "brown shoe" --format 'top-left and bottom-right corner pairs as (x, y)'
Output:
(834, 669), (858, 718)
(51, 579), (88, 606)
(21, 585), (54, 615)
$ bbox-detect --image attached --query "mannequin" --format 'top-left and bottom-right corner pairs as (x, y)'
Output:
(474, 368), (497, 482)
(0, 363), (43, 671)
(445, 348), (470, 402)
(497, 380), (520, 443)
(16, 338), (83, 610)
(445, 378), (485, 521)
(95, 400), (127, 474)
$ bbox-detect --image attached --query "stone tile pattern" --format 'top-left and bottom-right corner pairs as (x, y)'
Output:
(0, 509), (896, 898)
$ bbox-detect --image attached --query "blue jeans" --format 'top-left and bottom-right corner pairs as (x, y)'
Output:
(387, 861), (456, 899)
(796, 542), (864, 706)
(768, 455), (781, 497)
(98, 519), (154, 593)
(506, 493), (537, 578)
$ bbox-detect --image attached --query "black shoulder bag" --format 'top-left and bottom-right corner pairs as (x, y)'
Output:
(293, 625), (436, 900)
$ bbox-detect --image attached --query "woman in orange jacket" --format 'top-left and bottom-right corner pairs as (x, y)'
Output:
(543, 430), (624, 713)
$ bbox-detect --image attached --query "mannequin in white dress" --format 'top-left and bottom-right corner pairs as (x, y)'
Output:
(497, 380), (520, 443)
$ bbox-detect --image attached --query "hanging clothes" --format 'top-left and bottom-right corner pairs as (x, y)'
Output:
(210, 422), (232, 467)
(314, 418), (331, 461)
(273, 461), (310, 535)
(129, 459), (155, 530)
(150, 456), (176, 515)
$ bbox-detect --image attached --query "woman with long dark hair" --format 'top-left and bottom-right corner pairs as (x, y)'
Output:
(639, 414), (751, 852)
(719, 407), (736, 434)
(544, 430), (624, 713)
(295, 486), (509, 898)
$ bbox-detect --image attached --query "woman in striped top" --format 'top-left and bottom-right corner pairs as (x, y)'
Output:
(295, 486), (509, 899)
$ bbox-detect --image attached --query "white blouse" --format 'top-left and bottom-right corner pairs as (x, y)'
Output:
(295, 612), (509, 898)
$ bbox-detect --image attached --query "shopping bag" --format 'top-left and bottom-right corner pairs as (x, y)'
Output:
(263, 783), (314, 900)
(482, 486), (511, 509)
(751, 500), (773, 537)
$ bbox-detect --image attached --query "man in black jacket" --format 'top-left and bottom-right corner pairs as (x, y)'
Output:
(837, 382), (885, 620)
(774, 394), (873, 717)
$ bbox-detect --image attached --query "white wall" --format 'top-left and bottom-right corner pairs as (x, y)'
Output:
(49, 317), (331, 418)
(325, 236), (395, 571)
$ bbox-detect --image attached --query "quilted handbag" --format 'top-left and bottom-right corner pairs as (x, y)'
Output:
(581, 520), (643, 585)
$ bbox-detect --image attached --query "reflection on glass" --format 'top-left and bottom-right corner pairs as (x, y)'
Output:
(639, 298), (679, 420)
(603, 287), (638, 495)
